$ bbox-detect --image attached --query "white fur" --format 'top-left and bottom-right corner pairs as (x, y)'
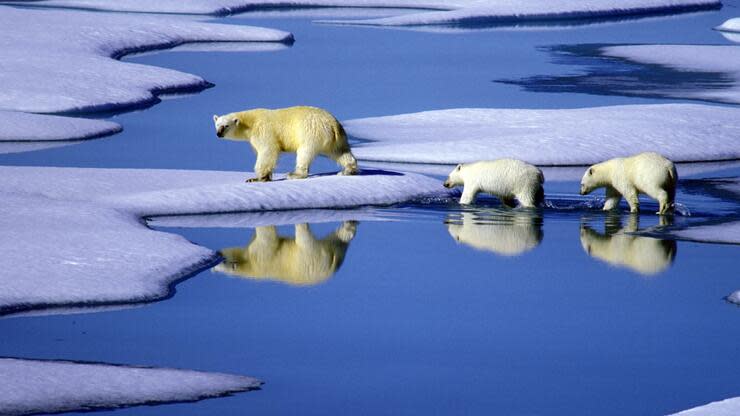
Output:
(444, 159), (544, 207)
(580, 152), (677, 215)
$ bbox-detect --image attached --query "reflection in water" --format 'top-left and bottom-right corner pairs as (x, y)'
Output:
(214, 222), (357, 286)
(446, 210), (543, 256)
(580, 214), (676, 276)
(499, 45), (736, 105)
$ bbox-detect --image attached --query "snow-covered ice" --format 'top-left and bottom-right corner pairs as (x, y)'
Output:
(5, 0), (455, 15)
(726, 290), (740, 306)
(716, 17), (740, 33)
(0, 166), (447, 316)
(0, 357), (260, 416)
(325, 0), (720, 27)
(0, 7), (291, 115)
(346, 104), (740, 166)
(669, 397), (740, 415)
(0, 111), (121, 142)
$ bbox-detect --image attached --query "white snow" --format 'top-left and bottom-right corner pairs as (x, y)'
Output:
(727, 290), (740, 306)
(346, 104), (740, 166)
(6, 0), (456, 15)
(0, 7), (291, 115)
(669, 397), (740, 415)
(600, 45), (740, 104)
(0, 358), (260, 416)
(716, 17), (740, 33)
(0, 111), (121, 142)
(0, 166), (447, 316)
(324, 0), (720, 27)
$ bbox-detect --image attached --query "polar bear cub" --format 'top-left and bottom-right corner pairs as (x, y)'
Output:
(443, 159), (545, 207)
(580, 152), (677, 215)
(213, 106), (358, 182)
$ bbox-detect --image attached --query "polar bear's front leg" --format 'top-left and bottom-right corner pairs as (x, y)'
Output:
(248, 147), (278, 182)
(288, 147), (315, 180)
(602, 186), (622, 211)
(459, 185), (479, 205)
(624, 188), (640, 213)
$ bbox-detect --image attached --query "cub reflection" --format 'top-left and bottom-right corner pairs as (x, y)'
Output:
(580, 214), (676, 276)
(214, 221), (357, 286)
(446, 210), (543, 256)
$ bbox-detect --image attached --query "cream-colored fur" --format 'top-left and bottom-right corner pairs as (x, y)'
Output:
(213, 222), (357, 286)
(443, 159), (544, 207)
(446, 211), (543, 256)
(214, 106), (358, 182)
(580, 152), (677, 215)
(580, 215), (676, 276)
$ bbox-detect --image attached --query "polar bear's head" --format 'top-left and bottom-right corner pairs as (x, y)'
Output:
(443, 164), (464, 188)
(580, 166), (598, 195)
(213, 114), (242, 140)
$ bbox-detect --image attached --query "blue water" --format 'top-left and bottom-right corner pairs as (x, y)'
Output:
(1, 5), (740, 416)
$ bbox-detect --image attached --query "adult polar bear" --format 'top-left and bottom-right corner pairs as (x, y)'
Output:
(214, 106), (358, 182)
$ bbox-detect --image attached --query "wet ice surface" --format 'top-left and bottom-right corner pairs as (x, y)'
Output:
(0, 358), (261, 416)
(346, 104), (740, 166)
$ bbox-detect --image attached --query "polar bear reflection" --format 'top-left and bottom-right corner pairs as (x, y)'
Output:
(214, 221), (357, 286)
(446, 211), (543, 256)
(580, 215), (676, 276)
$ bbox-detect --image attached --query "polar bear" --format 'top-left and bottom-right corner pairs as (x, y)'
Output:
(580, 215), (676, 276)
(213, 106), (358, 182)
(446, 211), (543, 256)
(213, 221), (357, 286)
(580, 152), (677, 215)
(443, 159), (544, 207)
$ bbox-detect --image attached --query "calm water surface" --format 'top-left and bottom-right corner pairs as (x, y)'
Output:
(1, 5), (739, 416)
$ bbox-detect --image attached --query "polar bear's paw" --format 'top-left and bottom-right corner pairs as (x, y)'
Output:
(287, 172), (308, 180)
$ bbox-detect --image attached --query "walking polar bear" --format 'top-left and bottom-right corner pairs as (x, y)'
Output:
(213, 106), (358, 182)
(580, 152), (677, 215)
(443, 159), (544, 207)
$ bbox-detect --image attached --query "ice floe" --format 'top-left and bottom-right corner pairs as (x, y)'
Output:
(717, 18), (740, 43)
(0, 7), (291, 115)
(0, 357), (260, 416)
(346, 104), (740, 167)
(325, 0), (721, 27)
(0, 111), (121, 142)
(3, 0), (455, 15)
(669, 397), (740, 415)
(726, 290), (740, 306)
(0, 166), (447, 316)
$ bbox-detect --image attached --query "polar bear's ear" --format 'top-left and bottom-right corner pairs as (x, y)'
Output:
(233, 119), (240, 126)
(455, 164), (462, 171)
(213, 114), (219, 122)
(588, 167), (594, 175)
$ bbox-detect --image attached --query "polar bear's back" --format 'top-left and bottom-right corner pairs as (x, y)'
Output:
(621, 152), (677, 195)
(464, 159), (543, 197)
(270, 106), (346, 153)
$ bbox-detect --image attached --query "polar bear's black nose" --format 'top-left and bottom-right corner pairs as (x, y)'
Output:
(216, 129), (224, 137)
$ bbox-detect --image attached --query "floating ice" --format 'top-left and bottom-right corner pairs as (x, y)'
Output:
(1, 0), (456, 15)
(669, 397), (740, 415)
(0, 166), (447, 316)
(0, 111), (121, 142)
(716, 17), (740, 33)
(325, 0), (721, 27)
(0, 7), (291, 115)
(726, 290), (740, 306)
(346, 104), (740, 166)
(0, 357), (260, 416)
(669, 221), (740, 244)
